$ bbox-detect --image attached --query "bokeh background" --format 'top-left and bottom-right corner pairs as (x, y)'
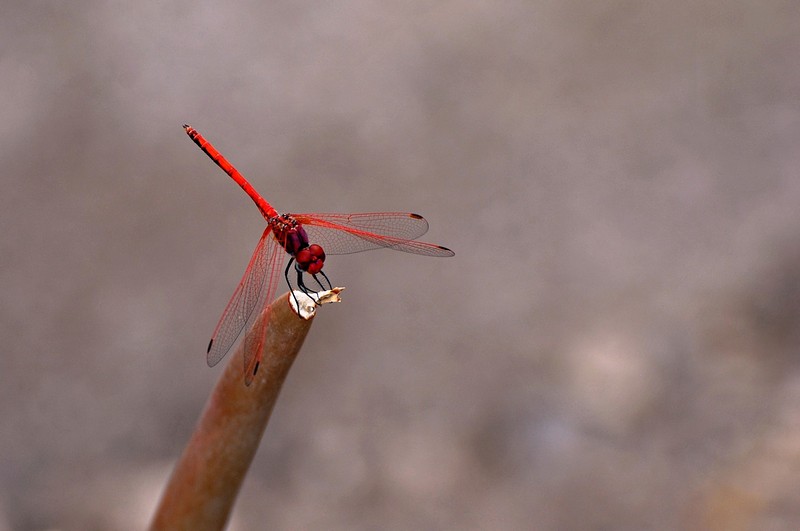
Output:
(3, 1), (800, 529)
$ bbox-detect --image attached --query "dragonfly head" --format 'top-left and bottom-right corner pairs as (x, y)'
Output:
(295, 244), (326, 274)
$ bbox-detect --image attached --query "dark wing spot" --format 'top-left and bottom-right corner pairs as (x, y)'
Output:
(410, 213), (423, 219)
(253, 361), (260, 375)
(207, 338), (213, 353)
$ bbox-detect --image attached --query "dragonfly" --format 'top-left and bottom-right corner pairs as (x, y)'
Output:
(184, 125), (454, 385)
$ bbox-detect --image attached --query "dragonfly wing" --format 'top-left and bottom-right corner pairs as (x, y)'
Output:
(207, 226), (281, 368)
(242, 239), (286, 386)
(294, 212), (431, 240)
(293, 212), (453, 257)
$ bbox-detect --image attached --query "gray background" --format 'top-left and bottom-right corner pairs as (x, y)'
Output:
(3, 1), (800, 529)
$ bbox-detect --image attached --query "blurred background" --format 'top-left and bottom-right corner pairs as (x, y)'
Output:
(2, 1), (800, 529)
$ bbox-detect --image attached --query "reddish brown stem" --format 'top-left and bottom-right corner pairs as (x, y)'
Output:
(150, 293), (313, 530)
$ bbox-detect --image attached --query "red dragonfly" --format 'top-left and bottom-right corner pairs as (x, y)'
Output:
(184, 125), (454, 385)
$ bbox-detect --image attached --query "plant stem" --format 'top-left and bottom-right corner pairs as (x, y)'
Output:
(150, 293), (313, 530)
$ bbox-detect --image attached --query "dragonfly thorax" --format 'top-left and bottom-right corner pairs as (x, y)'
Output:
(270, 214), (326, 273)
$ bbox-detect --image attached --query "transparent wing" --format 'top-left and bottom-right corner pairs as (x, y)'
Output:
(292, 212), (454, 257)
(242, 240), (286, 386)
(206, 227), (283, 368)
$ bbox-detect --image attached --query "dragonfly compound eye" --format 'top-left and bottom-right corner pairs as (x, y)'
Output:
(307, 244), (325, 261)
(296, 246), (325, 273)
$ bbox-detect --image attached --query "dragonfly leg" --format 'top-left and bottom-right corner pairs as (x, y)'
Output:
(285, 257), (303, 310)
(294, 263), (323, 306)
(312, 270), (332, 291)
